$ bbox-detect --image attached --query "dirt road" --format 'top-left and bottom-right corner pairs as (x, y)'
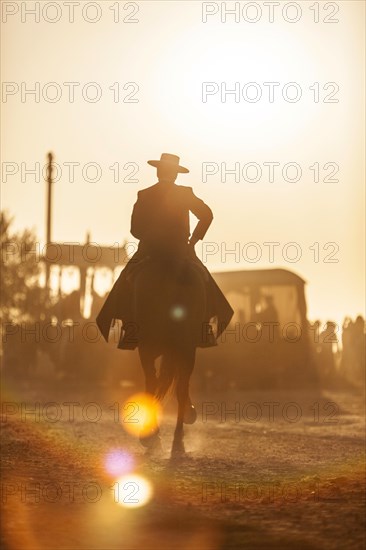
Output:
(1, 384), (365, 549)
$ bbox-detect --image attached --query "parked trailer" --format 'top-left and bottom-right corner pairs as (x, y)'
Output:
(194, 268), (318, 390)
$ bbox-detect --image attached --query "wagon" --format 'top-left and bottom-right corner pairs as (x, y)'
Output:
(194, 268), (317, 390)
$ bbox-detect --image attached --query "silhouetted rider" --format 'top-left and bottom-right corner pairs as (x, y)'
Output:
(96, 153), (233, 349)
(130, 154), (213, 258)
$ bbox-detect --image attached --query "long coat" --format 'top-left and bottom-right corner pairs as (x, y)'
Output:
(96, 182), (234, 349)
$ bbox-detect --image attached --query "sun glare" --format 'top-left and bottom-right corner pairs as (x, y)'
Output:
(121, 393), (162, 438)
(113, 474), (153, 509)
(104, 449), (135, 477)
(150, 22), (319, 144)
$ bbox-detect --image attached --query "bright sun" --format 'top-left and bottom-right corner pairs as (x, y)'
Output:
(149, 21), (318, 146)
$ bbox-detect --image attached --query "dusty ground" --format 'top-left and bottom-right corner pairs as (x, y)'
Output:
(1, 380), (365, 550)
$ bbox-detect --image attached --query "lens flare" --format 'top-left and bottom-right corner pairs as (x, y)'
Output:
(170, 304), (186, 320)
(121, 393), (162, 438)
(113, 474), (153, 508)
(104, 449), (134, 477)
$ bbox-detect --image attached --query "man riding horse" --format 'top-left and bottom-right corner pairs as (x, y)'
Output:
(96, 153), (233, 349)
(96, 153), (233, 454)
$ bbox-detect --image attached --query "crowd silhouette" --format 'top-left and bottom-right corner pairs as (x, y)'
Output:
(308, 316), (365, 387)
(3, 313), (365, 391)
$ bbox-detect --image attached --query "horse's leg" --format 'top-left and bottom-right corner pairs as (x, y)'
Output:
(138, 345), (161, 451)
(138, 345), (158, 396)
(172, 346), (196, 456)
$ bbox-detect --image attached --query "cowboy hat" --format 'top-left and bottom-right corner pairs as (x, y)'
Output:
(147, 153), (189, 173)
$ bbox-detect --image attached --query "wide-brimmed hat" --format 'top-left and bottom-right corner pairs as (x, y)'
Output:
(147, 153), (189, 173)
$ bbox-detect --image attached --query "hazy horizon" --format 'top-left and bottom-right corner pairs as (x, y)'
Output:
(1, 0), (365, 326)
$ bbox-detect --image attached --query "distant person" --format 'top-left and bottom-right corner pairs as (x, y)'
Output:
(319, 321), (338, 383)
(340, 316), (352, 378)
(259, 295), (280, 342)
(310, 320), (322, 355)
(351, 316), (365, 382)
(260, 295), (279, 323)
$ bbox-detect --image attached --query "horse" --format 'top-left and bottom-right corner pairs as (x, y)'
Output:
(130, 253), (207, 456)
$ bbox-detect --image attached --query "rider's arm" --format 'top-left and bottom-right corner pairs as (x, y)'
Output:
(187, 187), (213, 245)
(130, 191), (145, 240)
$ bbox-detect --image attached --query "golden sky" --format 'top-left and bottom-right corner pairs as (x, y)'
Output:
(1, 0), (365, 325)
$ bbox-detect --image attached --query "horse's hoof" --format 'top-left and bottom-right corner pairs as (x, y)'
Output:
(139, 428), (160, 448)
(183, 404), (197, 425)
(145, 437), (163, 456)
(171, 439), (185, 457)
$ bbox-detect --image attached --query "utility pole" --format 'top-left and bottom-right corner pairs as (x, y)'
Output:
(45, 151), (53, 290)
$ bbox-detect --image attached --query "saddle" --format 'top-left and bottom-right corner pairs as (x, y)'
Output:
(125, 250), (210, 286)
(118, 253), (216, 350)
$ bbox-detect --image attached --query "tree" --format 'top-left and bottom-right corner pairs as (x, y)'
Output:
(0, 210), (50, 324)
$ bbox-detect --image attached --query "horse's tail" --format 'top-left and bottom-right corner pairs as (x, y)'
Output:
(155, 354), (178, 401)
